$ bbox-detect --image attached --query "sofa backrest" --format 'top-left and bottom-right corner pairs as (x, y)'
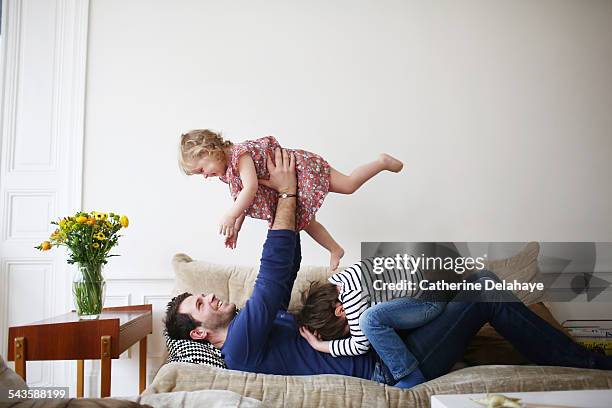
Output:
(172, 253), (336, 312)
(171, 241), (544, 313)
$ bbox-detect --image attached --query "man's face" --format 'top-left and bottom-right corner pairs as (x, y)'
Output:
(179, 293), (236, 339)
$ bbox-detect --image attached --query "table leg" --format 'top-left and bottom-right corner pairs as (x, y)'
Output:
(76, 360), (84, 397)
(14, 337), (26, 381)
(139, 337), (147, 393)
(100, 335), (112, 397)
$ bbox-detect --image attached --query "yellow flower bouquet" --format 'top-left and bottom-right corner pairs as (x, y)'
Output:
(36, 211), (129, 319)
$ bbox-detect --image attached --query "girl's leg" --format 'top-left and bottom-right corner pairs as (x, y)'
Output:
(304, 219), (344, 270)
(329, 154), (403, 194)
(360, 298), (444, 383)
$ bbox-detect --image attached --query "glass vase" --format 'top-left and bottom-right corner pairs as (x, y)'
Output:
(72, 262), (106, 320)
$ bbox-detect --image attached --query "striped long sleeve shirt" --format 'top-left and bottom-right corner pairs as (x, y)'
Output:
(327, 258), (424, 357)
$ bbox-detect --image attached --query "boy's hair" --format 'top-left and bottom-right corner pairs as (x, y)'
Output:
(296, 282), (346, 341)
(164, 292), (204, 341)
(178, 129), (233, 175)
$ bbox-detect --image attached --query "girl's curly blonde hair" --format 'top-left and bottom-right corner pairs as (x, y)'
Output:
(178, 129), (233, 175)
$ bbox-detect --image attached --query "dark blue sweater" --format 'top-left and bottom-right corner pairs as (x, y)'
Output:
(221, 230), (375, 378)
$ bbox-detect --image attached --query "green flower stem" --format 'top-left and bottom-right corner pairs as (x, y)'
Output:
(73, 263), (105, 317)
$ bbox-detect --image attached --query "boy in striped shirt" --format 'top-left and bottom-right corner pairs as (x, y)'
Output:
(297, 258), (446, 388)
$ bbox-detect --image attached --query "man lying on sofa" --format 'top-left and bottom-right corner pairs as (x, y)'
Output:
(164, 147), (611, 387)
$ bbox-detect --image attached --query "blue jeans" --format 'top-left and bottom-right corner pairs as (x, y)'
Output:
(371, 270), (611, 384)
(360, 298), (445, 381)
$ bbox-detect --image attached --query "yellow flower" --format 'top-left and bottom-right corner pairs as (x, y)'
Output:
(92, 242), (100, 249)
(95, 232), (106, 240)
(94, 212), (107, 221)
(59, 219), (67, 229)
(86, 218), (95, 225)
(40, 241), (51, 250)
(76, 216), (87, 223)
(120, 215), (129, 228)
(105, 221), (112, 228)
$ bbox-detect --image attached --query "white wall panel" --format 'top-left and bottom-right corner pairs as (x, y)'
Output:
(5, 260), (53, 386)
(10, 0), (58, 172)
(142, 295), (172, 359)
(0, 0), (89, 395)
(4, 191), (55, 240)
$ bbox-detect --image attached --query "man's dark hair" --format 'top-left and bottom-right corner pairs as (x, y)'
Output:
(164, 292), (202, 340)
(296, 282), (346, 341)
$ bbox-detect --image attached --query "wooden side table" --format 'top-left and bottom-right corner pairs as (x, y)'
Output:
(7, 304), (152, 397)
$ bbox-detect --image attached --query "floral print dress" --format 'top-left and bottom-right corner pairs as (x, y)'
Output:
(219, 136), (330, 231)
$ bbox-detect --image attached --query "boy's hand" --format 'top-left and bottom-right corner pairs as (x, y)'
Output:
(224, 230), (239, 249)
(219, 213), (237, 238)
(299, 326), (330, 353)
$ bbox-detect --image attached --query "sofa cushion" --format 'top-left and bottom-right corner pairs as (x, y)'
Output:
(483, 241), (545, 305)
(172, 253), (334, 312)
(0, 354), (28, 392)
(128, 389), (262, 407)
(172, 242), (543, 311)
(165, 331), (226, 369)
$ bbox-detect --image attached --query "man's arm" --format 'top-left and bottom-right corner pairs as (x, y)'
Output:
(267, 148), (300, 309)
(269, 148), (297, 231)
(222, 148), (300, 369)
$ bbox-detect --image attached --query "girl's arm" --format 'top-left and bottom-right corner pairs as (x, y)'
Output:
(225, 213), (246, 249)
(234, 213), (246, 231)
(219, 155), (258, 237)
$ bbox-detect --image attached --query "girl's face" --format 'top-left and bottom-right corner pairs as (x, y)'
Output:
(190, 154), (227, 179)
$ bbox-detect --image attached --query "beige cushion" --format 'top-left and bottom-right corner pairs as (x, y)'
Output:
(483, 241), (545, 305)
(0, 354), (28, 392)
(172, 253), (336, 313)
(173, 242), (544, 312)
(126, 389), (262, 407)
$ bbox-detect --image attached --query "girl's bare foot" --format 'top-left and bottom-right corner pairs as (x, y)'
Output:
(330, 246), (345, 271)
(380, 153), (403, 173)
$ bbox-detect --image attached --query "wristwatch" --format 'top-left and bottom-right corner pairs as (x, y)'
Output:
(278, 192), (297, 199)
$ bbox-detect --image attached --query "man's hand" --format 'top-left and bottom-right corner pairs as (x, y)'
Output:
(259, 147), (297, 194)
(259, 148), (298, 231)
(299, 326), (331, 353)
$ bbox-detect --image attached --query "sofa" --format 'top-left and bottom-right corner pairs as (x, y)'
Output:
(143, 243), (612, 407)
